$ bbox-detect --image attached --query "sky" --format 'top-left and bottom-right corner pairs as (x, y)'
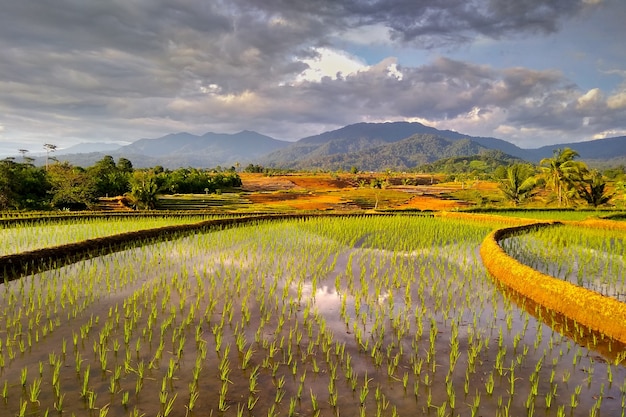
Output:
(0, 0), (625, 156)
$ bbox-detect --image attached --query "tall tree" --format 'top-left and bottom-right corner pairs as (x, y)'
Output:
(498, 163), (540, 206)
(616, 181), (626, 208)
(43, 143), (57, 170)
(0, 158), (49, 209)
(128, 170), (159, 209)
(88, 155), (131, 197)
(47, 162), (97, 210)
(0, 159), (16, 209)
(117, 157), (133, 173)
(540, 148), (586, 207)
(576, 170), (612, 207)
(18, 149), (30, 163)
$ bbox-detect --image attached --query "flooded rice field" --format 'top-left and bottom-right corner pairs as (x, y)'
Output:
(501, 224), (626, 303)
(0, 216), (624, 416)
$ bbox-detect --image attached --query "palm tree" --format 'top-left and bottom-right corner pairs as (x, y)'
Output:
(128, 170), (159, 209)
(498, 163), (539, 206)
(44, 143), (57, 170)
(617, 181), (626, 208)
(539, 148), (586, 206)
(576, 170), (612, 207)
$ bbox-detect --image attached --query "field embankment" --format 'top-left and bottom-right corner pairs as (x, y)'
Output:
(481, 222), (626, 344)
(0, 214), (317, 281)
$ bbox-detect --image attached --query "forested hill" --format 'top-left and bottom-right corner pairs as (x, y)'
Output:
(260, 122), (626, 170)
(271, 134), (497, 171)
(260, 121), (535, 168)
(36, 131), (290, 169)
(19, 122), (626, 170)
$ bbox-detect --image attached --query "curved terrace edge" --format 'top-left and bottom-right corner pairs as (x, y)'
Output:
(480, 223), (626, 344)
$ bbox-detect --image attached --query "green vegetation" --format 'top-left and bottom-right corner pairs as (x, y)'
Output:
(3, 146), (626, 214)
(540, 148), (588, 207)
(156, 194), (251, 211)
(0, 155), (242, 211)
(417, 150), (521, 177)
(501, 224), (626, 301)
(497, 164), (540, 206)
(0, 158), (49, 210)
(492, 148), (622, 208)
(462, 208), (625, 221)
(0, 215), (624, 416)
(0, 215), (215, 255)
(576, 169), (612, 207)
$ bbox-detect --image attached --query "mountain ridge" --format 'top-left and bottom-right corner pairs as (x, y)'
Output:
(25, 122), (626, 170)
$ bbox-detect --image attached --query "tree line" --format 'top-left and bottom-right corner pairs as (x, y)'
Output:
(2, 148), (624, 211)
(496, 148), (624, 207)
(0, 155), (242, 211)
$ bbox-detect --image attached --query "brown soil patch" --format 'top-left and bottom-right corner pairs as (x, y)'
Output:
(247, 192), (343, 210)
(239, 173), (298, 192)
(239, 173), (484, 211)
(396, 195), (471, 211)
(286, 194), (343, 210)
(436, 180), (499, 190)
(288, 176), (353, 190)
(247, 193), (306, 203)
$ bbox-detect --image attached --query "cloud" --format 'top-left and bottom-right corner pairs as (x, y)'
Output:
(607, 91), (626, 110)
(295, 48), (368, 83)
(249, 0), (599, 47)
(577, 88), (604, 109)
(254, 56), (625, 146)
(0, 0), (620, 150)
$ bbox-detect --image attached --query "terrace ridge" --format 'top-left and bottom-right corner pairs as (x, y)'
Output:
(480, 222), (626, 344)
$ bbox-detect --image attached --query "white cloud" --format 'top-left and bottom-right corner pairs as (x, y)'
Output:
(385, 61), (403, 80)
(576, 88), (603, 109)
(607, 91), (626, 110)
(592, 129), (626, 139)
(295, 47), (368, 83)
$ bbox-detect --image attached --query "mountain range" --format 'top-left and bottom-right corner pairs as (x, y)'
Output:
(13, 122), (626, 170)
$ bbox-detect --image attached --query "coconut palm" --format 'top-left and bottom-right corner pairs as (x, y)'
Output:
(498, 163), (540, 206)
(576, 170), (612, 207)
(127, 170), (159, 209)
(617, 181), (626, 208)
(539, 148), (586, 206)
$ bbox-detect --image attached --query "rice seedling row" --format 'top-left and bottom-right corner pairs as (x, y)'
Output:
(0, 216), (624, 416)
(501, 224), (626, 302)
(462, 209), (626, 222)
(0, 215), (221, 256)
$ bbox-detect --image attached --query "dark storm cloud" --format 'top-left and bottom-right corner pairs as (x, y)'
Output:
(0, 0), (618, 148)
(0, 0), (595, 95)
(245, 0), (594, 47)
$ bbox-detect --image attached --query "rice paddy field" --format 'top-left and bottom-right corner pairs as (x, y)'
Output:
(0, 215), (218, 256)
(0, 214), (625, 417)
(462, 210), (621, 222)
(501, 225), (626, 303)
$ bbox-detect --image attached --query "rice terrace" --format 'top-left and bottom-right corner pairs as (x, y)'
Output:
(1, 169), (626, 417)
